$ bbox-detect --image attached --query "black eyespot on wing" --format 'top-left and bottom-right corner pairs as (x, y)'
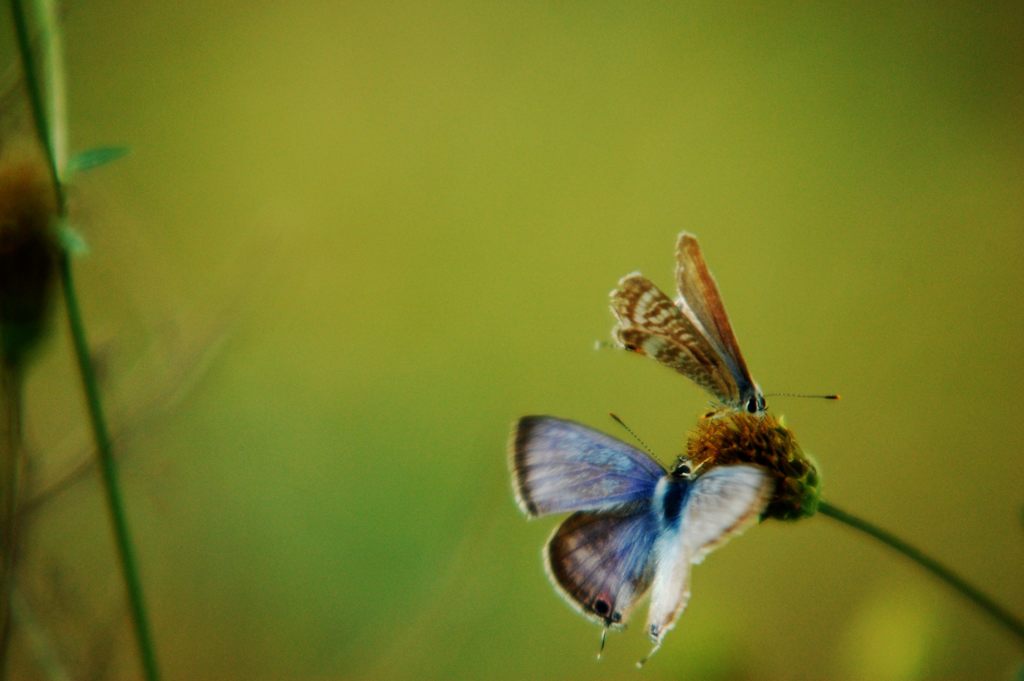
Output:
(746, 396), (758, 413)
(594, 599), (610, 617)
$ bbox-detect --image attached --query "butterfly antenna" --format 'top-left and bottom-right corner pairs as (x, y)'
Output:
(596, 627), (608, 660)
(765, 392), (841, 401)
(608, 413), (656, 458)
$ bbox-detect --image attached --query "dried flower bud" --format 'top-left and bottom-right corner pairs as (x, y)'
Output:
(686, 410), (820, 521)
(0, 153), (59, 368)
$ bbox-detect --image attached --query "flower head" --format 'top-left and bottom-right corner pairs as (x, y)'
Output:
(0, 153), (59, 367)
(687, 410), (820, 521)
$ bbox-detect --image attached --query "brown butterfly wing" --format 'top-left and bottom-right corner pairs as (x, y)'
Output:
(610, 273), (740, 404)
(544, 505), (660, 628)
(674, 233), (759, 407)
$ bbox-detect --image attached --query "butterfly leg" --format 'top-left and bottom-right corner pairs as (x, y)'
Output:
(636, 636), (662, 668)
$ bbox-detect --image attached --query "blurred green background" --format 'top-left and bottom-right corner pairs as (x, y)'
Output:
(4, 1), (1023, 679)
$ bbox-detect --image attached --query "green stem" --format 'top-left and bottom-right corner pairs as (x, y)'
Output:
(818, 500), (1024, 645)
(58, 258), (161, 681)
(8, 0), (65, 214)
(8, 2), (161, 680)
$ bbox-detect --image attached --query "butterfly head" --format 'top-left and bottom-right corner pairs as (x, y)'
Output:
(669, 457), (693, 480)
(742, 386), (767, 415)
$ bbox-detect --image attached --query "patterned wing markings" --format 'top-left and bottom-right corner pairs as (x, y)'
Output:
(675, 233), (762, 411)
(510, 416), (664, 518)
(610, 273), (741, 404)
(545, 506), (660, 628)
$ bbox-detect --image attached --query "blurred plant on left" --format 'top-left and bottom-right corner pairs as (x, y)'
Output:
(1, 0), (63, 674)
(3, 0), (161, 679)
(0, 122), (60, 681)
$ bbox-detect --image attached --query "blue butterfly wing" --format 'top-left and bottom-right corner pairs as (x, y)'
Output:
(545, 504), (660, 627)
(510, 416), (665, 517)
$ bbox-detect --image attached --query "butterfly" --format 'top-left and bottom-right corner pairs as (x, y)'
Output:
(610, 232), (766, 415)
(509, 415), (772, 664)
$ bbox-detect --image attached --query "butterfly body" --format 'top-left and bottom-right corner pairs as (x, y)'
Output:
(655, 474), (692, 524)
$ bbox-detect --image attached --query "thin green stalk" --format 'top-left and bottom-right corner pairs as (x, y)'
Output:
(8, 2), (161, 679)
(8, 0), (64, 213)
(818, 500), (1024, 645)
(57, 259), (161, 681)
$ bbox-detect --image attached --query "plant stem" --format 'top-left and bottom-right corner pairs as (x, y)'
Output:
(8, 2), (161, 679)
(818, 500), (1024, 645)
(8, 0), (65, 214)
(58, 258), (161, 681)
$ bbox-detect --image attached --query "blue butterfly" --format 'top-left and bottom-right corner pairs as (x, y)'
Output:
(510, 415), (771, 664)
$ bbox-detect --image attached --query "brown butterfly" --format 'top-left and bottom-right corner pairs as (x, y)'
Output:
(610, 232), (766, 415)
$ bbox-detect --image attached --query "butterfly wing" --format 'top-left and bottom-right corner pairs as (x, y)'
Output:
(682, 464), (772, 562)
(643, 525), (693, 657)
(675, 233), (762, 412)
(545, 505), (660, 627)
(610, 273), (741, 405)
(644, 465), (771, 649)
(510, 416), (664, 517)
